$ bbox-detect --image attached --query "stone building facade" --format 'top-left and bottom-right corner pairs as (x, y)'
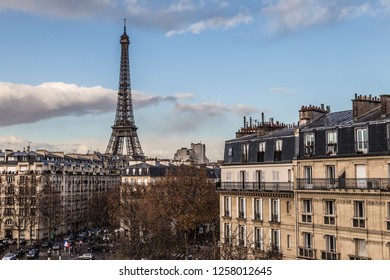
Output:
(218, 94), (390, 260)
(0, 149), (120, 241)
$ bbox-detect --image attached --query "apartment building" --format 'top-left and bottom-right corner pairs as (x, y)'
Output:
(0, 149), (120, 241)
(296, 95), (390, 260)
(218, 119), (296, 259)
(219, 94), (390, 260)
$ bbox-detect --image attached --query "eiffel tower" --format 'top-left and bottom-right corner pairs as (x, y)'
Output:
(106, 20), (145, 160)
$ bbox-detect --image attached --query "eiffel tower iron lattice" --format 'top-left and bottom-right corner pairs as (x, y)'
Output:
(106, 20), (145, 160)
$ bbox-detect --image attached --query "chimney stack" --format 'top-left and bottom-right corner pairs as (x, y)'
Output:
(380, 94), (390, 118)
(352, 94), (381, 121)
(299, 104), (328, 126)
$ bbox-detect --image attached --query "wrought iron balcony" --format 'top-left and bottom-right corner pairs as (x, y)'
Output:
(321, 251), (340, 260)
(298, 247), (317, 259)
(349, 255), (371, 260)
(296, 178), (390, 191)
(217, 181), (293, 192)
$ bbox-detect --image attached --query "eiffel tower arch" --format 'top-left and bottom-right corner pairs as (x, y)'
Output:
(106, 20), (145, 160)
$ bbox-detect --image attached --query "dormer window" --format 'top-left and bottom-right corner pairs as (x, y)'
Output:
(228, 147), (234, 157)
(304, 133), (315, 156)
(257, 142), (265, 162)
(326, 131), (338, 155)
(274, 140), (282, 161)
(242, 143), (249, 163)
(356, 128), (368, 154)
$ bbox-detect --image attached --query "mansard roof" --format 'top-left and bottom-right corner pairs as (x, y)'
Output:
(300, 110), (353, 131)
(226, 127), (295, 144)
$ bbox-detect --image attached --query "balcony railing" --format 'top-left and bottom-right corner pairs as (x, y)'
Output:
(298, 247), (317, 259)
(321, 251), (340, 260)
(297, 178), (390, 191)
(349, 255), (371, 260)
(217, 181), (293, 192)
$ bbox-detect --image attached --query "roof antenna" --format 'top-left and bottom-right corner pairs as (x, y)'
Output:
(124, 18), (126, 34)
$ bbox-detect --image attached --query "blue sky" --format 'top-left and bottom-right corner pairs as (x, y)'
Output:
(1, 0), (390, 161)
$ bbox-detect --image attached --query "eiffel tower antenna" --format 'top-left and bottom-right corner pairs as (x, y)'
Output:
(105, 20), (145, 160)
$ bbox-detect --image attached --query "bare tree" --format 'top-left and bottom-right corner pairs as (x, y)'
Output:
(147, 165), (219, 256)
(36, 174), (63, 242)
(219, 229), (283, 260)
(0, 174), (39, 247)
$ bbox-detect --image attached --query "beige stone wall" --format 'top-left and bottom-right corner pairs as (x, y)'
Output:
(220, 192), (296, 259)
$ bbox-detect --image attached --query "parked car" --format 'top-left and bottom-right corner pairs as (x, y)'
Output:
(2, 253), (18, 260)
(41, 241), (52, 248)
(26, 248), (39, 259)
(14, 248), (26, 258)
(18, 238), (27, 245)
(53, 242), (62, 250)
(88, 244), (109, 252)
(76, 253), (95, 260)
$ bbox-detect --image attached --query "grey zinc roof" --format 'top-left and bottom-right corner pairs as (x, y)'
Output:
(226, 127), (295, 144)
(301, 110), (353, 130)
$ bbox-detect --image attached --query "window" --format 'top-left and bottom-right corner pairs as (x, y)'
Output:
(325, 235), (336, 252)
(5, 219), (13, 225)
(286, 201), (291, 214)
(270, 229), (280, 251)
(386, 202), (390, 231)
(253, 198), (262, 220)
(269, 199), (280, 222)
(274, 140), (282, 161)
(255, 170), (264, 188)
(299, 232), (315, 259)
(4, 208), (13, 215)
(304, 133), (315, 155)
(224, 196), (231, 217)
(322, 235), (338, 260)
(356, 128), (368, 153)
(353, 201), (365, 228)
(303, 232), (313, 248)
(351, 239), (367, 259)
(324, 200), (335, 225)
(257, 142), (265, 162)
(228, 147), (234, 157)
(224, 223), (231, 244)
(242, 143), (249, 162)
(388, 125), (390, 150)
(238, 197), (246, 219)
(287, 234), (291, 249)
(326, 165), (336, 186)
(304, 166), (313, 187)
(272, 171), (280, 182)
(254, 227), (263, 250)
(238, 225), (246, 246)
(326, 130), (338, 155)
(302, 199), (312, 223)
(275, 140), (283, 151)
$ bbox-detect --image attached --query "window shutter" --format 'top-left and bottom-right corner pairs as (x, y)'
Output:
(236, 197), (239, 218)
(260, 227), (264, 251)
(243, 198), (246, 218)
(269, 198), (272, 221)
(252, 198), (255, 220)
(260, 198), (263, 221)
(277, 230), (281, 250)
(277, 199), (281, 222)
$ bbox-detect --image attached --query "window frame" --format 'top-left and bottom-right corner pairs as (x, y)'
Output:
(353, 200), (366, 228)
(355, 127), (368, 153)
(326, 130), (338, 155)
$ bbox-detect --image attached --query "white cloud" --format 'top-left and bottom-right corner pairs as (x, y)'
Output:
(0, 82), (187, 126)
(175, 102), (257, 116)
(262, 0), (373, 32)
(164, 0), (200, 13)
(165, 12), (253, 36)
